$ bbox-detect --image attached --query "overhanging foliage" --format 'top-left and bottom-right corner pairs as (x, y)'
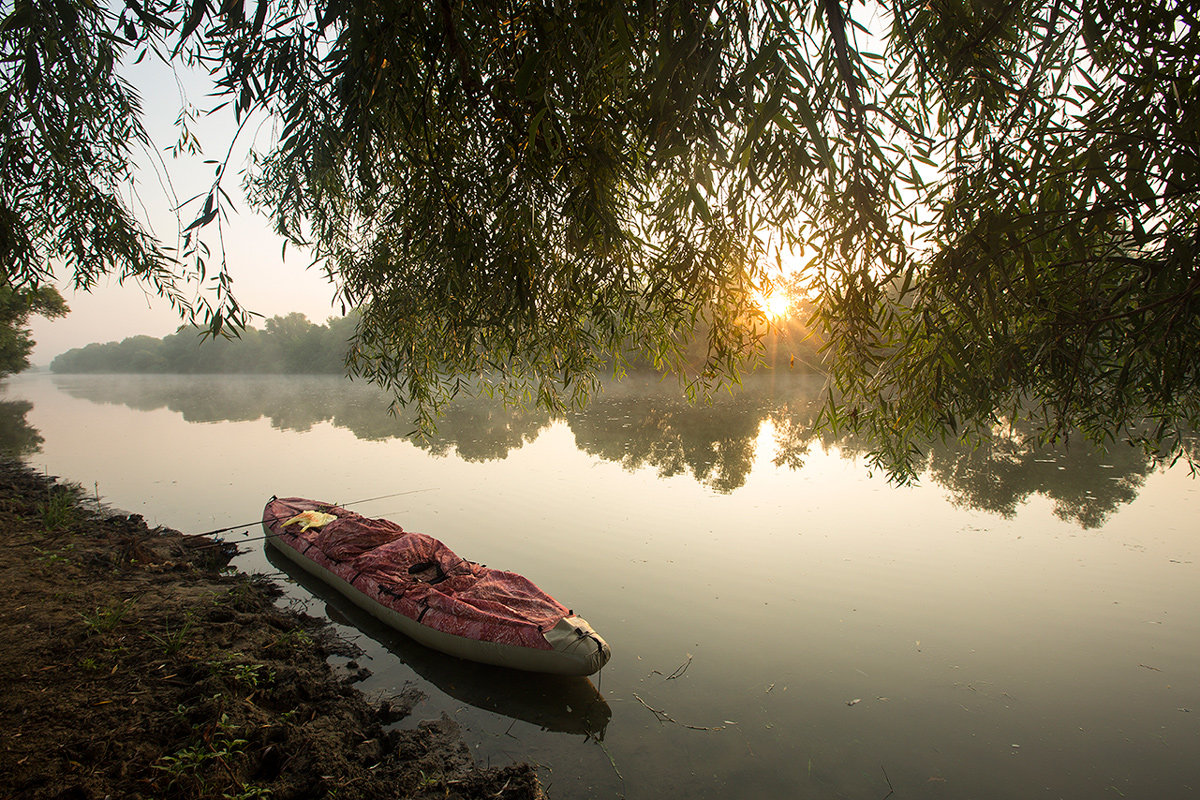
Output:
(1, 0), (1196, 476)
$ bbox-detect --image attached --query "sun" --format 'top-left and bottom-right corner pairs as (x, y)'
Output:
(753, 290), (792, 320)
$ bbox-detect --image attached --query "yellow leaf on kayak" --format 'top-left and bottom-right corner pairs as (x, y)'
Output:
(281, 510), (338, 531)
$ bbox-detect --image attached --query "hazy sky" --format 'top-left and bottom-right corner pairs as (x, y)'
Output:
(28, 54), (337, 365)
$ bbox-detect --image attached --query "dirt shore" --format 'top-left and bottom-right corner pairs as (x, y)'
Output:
(0, 459), (545, 800)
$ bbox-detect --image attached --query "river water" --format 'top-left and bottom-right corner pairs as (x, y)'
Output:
(4, 371), (1198, 799)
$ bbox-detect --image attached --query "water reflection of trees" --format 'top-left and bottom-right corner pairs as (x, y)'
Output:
(565, 388), (766, 493)
(0, 398), (43, 458)
(50, 375), (550, 463)
(769, 402), (1165, 529)
(922, 429), (1152, 528)
(49, 373), (1188, 526)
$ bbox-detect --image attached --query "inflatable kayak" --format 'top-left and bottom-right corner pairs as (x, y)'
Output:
(262, 497), (611, 676)
(263, 544), (613, 736)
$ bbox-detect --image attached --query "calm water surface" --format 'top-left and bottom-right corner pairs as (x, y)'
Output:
(4, 372), (1198, 799)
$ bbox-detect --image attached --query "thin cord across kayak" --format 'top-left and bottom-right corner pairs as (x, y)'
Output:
(185, 488), (437, 539)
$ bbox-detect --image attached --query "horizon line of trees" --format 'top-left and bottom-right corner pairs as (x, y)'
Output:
(50, 313), (357, 375)
(50, 308), (828, 376)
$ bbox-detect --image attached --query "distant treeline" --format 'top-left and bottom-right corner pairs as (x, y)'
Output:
(50, 310), (827, 375)
(50, 313), (357, 374)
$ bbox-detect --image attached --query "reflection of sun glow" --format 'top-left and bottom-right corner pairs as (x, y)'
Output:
(753, 290), (792, 320)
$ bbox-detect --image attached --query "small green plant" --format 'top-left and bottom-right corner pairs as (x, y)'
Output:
(230, 662), (275, 690)
(79, 656), (99, 671)
(33, 542), (75, 564)
(81, 598), (135, 636)
(38, 487), (78, 531)
(148, 614), (195, 656)
(208, 655), (276, 691)
(154, 713), (252, 795)
(157, 743), (217, 775)
(267, 628), (313, 654)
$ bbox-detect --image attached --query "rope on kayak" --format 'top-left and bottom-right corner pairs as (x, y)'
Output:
(190, 526), (290, 550)
(189, 521), (325, 552)
(185, 488), (437, 539)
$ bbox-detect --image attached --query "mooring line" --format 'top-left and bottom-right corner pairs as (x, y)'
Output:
(184, 488), (437, 539)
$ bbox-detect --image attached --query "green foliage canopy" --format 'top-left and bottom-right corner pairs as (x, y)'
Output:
(2, 0), (1197, 476)
(0, 0), (207, 316)
(0, 283), (66, 377)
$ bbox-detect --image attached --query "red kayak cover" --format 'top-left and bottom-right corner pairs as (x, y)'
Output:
(263, 497), (569, 652)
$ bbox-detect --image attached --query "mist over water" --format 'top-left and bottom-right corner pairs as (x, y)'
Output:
(6, 371), (1199, 799)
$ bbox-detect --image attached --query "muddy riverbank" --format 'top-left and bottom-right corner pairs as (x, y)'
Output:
(0, 459), (544, 799)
